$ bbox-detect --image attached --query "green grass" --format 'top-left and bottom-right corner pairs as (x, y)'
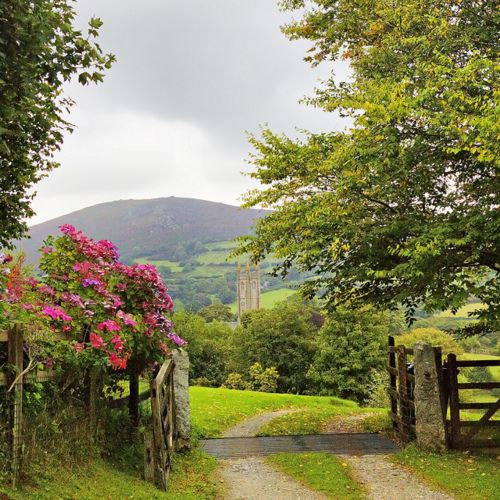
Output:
(0, 448), (219, 500)
(392, 445), (500, 500)
(460, 352), (500, 380)
(267, 453), (367, 499)
(189, 386), (359, 438)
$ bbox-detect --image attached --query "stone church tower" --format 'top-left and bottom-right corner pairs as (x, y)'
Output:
(236, 263), (260, 321)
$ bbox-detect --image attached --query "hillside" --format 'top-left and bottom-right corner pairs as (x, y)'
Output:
(16, 197), (270, 264)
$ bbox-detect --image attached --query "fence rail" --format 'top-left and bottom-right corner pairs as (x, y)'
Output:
(446, 353), (499, 449)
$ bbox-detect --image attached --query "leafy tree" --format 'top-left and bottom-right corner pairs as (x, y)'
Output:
(239, 0), (499, 332)
(0, 0), (114, 246)
(396, 327), (464, 354)
(173, 311), (232, 386)
(308, 308), (394, 403)
(231, 299), (319, 393)
(198, 303), (236, 323)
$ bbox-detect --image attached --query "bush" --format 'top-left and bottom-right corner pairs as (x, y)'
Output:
(365, 370), (390, 408)
(397, 328), (463, 354)
(222, 373), (248, 390)
(191, 377), (213, 387)
(248, 363), (279, 393)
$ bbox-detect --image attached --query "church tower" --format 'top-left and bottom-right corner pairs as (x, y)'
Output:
(236, 262), (260, 322)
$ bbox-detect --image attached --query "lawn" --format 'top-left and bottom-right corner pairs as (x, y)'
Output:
(267, 453), (367, 499)
(189, 386), (359, 437)
(392, 444), (500, 500)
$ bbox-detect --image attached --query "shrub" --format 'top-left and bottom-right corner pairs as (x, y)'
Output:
(222, 373), (248, 390)
(248, 363), (279, 393)
(397, 328), (463, 354)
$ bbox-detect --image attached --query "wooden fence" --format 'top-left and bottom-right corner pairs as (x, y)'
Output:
(0, 326), (58, 486)
(1, 328), (178, 491)
(445, 354), (500, 449)
(387, 337), (416, 443)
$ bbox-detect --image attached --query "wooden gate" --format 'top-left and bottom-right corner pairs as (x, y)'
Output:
(144, 359), (176, 490)
(445, 354), (500, 449)
(387, 336), (416, 443)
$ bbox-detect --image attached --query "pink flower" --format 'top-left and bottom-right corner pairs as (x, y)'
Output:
(110, 334), (124, 352)
(44, 358), (55, 369)
(108, 352), (127, 370)
(59, 224), (76, 235)
(42, 247), (53, 254)
(97, 320), (121, 332)
(159, 341), (169, 355)
(42, 306), (72, 322)
(89, 332), (106, 349)
(167, 332), (187, 347)
(116, 310), (137, 327)
(74, 342), (85, 353)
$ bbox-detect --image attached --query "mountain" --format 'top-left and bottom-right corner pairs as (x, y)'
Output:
(17, 197), (270, 264)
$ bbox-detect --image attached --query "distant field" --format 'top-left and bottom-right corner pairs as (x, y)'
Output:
(229, 288), (296, 313)
(437, 303), (486, 318)
(134, 257), (182, 272)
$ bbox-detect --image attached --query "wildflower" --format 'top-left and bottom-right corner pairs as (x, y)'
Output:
(74, 342), (85, 353)
(97, 320), (121, 332)
(108, 352), (127, 370)
(167, 332), (187, 347)
(110, 334), (124, 352)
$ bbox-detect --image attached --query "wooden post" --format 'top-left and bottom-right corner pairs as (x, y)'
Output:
(388, 337), (398, 431)
(7, 325), (24, 487)
(397, 345), (410, 442)
(144, 431), (155, 482)
(447, 353), (461, 449)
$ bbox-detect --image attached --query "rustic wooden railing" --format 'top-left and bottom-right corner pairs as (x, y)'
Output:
(144, 358), (176, 490)
(0, 326), (58, 486)
(446, 354), (500, 449)
(387, 336), (416, 443)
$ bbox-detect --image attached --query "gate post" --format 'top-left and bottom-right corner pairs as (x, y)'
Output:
(413, 342), (447, 452)
(172, 349), (190, 451)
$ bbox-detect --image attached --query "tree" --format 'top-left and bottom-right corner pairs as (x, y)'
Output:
(231, 299), (319, 393)
(308, 308), (395, 403)
(239, 1), (499, 332)
(0, 0), (114, 246)
(198, 303), (236, 323)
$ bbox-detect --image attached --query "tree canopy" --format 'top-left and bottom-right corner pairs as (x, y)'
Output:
(239, 0), (499, 331)
(0, 0), (114, 246)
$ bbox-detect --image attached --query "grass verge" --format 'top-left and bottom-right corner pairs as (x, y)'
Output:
(266, 453), (367, 499)
(189, 386), (359, 437)
(392, 444), (500, 500)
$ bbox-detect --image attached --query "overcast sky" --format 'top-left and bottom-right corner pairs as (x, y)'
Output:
(30, 0), (349, 225)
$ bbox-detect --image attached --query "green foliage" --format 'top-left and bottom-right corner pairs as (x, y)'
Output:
(173, 311), (232, 386)
(0, 0), (114, 245)
(248, 362), (279, 393)
(197, 303), (235, 323)
(308, 308), (394, 403)
(222, 372), (248, 391)
(397, 328), (463, 354)
(267, 453), (366, 499)
(239, 0), (499, 332)
(231, 299), (320, 393)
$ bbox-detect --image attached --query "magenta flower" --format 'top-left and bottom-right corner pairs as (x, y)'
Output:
(167, 332), (187, 347)
(97, 320), (121, 332)
(42, 306), (72, 322)
(90, 333), (106, 349)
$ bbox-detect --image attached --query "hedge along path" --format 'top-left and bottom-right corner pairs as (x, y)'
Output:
(216, 410), (452, 500)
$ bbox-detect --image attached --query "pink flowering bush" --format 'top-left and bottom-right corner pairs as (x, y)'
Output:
(36, 224), (185, 373)
(1, 226), (185, 377)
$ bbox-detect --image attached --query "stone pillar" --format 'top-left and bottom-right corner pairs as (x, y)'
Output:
(414, 342), (447, 452)
(172, 349), (190, 450)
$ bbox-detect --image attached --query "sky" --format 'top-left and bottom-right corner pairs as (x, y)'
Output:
(30, 0), (349, 225)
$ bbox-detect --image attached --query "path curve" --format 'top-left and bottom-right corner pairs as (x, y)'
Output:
(222, 409), (297, 438)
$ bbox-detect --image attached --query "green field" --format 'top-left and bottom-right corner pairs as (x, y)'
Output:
(436, 303), (486, 319)
(135, 257), (183, 272)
